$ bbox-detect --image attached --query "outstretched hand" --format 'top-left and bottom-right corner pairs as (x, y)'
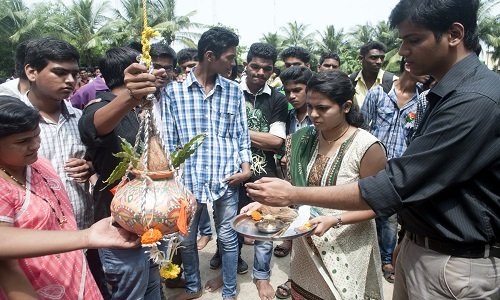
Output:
(245, 177), (295, 207)
(85, 217), (140, 249)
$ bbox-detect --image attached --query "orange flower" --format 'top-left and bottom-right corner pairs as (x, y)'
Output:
(141, 228), (163, 245)
(251, 211), (263, 221)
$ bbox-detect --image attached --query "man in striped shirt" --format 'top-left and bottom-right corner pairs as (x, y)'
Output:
(21, 37), (93, 230)
(161, 27), (251, 300)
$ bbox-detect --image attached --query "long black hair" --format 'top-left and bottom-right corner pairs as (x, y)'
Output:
(0, 96), (40, 138)
(306, 71), (364, 128)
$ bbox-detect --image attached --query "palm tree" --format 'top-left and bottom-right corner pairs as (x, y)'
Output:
(280, 21), (316, 51)
(0, 0), (55, 43)
(316, 25), (345, 53)
(350, 23), (375, 47)
(51, 0), (112, 66)
(152, 0), (204, 47)
(113, 0), (203, 48)
(373, 21), (400, 51)
(260, 32), (284, 53)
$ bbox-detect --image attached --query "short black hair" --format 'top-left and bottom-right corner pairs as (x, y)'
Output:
(319, 51), (341, 66)
(24, 37), (80, 71)
(389, 0), (480, 52)
(359, 41), (387, 57)
(247, 43), (278, 64)
(15, 40), (29, 79)
(280, 66), (313, 86)
(0, 96), (40, 138)
(280, 46), (311, 64)
(177, 48), (198, 65)
(151, 43), (177, 67)
(197, 27), (239, 62)
(99, 47), (140, 90)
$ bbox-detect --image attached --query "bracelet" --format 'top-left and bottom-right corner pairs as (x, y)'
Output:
(334, 215), (343, 229)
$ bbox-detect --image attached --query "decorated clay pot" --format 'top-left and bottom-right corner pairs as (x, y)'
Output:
(111, 171), (197, 236)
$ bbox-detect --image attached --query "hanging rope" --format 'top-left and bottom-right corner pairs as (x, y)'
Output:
(141, 0), (160, 69)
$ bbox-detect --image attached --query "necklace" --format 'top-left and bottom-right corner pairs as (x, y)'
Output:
(0, 166), (68, 226)
(321, 126), (350, 145)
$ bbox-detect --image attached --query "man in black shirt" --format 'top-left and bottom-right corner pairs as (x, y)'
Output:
(246, 0), (500, 299)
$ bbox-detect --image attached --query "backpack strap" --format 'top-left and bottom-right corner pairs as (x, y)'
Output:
(380, 71), (395, 94)
(349, 71), (359, 89)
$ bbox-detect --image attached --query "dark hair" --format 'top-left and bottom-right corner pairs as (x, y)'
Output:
(389, 0), (479, 52)
(99, 47), (140, 90)
(247, 43), (278, 64)
(15, 40), (29, 79)
(0, 96), (40, 138)
(127, 41), (142, 53)
(306, 71), (364, 127)
(280, 46), (311, 64)
(197, 27), (239, 62)
(359, 41), (387, 57)
(24, 37), (80, 71)
(177, 48), (198, 65)
(319, 51), (341, 66)
(151, 43), (177, 67)
(280, 66), (313, 86)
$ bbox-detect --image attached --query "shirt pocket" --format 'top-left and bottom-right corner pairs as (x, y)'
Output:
(374, 107), (395, 130)
(214, 111), (235, 138)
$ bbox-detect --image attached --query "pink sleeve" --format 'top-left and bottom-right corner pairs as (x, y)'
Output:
(0, 183), (20, 224)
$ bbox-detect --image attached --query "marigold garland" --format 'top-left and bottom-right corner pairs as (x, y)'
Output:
(141, 228), (163, 245)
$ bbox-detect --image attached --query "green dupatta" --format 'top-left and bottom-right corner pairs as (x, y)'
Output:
(288, 126), (359, 187)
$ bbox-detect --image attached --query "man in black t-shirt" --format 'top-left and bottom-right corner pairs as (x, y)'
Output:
(240, 43), (288, 299)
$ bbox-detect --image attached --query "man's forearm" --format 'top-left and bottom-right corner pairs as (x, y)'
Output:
(291, 182), (371, 210)
(249, 130), (283, 151)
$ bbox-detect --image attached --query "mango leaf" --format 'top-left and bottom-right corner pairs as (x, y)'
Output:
(101, 137), (141, 190)
(171, 134), (206, 168)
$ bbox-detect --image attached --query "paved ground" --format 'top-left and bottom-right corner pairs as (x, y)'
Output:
(165, 210), (394, 299)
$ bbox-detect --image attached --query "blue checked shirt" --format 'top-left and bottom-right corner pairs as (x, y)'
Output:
(160, 71), (251, 203)
(362, 85), (420, 159)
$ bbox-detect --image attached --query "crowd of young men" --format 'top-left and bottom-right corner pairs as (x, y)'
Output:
(0, 0), (498, 299)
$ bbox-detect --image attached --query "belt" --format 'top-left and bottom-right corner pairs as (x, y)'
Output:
(406, 232), (500, 259)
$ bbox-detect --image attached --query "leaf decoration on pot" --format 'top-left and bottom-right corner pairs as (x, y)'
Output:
(101, 137), (141, 190)
(170, 133), (206, 168)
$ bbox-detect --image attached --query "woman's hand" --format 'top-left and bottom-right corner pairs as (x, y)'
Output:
(240, 202), (263, 215)
(309, 216), (339, 237)
(85, 217), (140, 249)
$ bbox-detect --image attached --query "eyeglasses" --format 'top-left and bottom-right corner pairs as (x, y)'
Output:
(248, 63), (273, 72)
(152, 63), (174, 71)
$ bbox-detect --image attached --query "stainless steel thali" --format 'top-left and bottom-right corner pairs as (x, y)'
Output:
(231, 214), (316, 241)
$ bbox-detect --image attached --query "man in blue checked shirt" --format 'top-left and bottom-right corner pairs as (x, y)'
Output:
(361, 57), (429, 284)
(161, 27), (252, 300)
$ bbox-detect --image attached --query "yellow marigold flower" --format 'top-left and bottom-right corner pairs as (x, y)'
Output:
(160, 262), (181, 279)
(141, 228), (163, 245)
(141, 26), (160, 68)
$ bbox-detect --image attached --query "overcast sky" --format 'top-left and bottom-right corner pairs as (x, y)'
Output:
(31, 0), (499, 51)
(41, 0), (400, 49)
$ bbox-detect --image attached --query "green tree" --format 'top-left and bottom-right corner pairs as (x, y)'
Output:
(350, 23), (375, 47)
(373, 21), (400, 51)
(316, 25), (345, 54)
(51, 0), (112, 66)
(280, 21), (316, 51)
(260, 32), (285, 53)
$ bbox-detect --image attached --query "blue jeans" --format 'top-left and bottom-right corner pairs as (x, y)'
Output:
(198, 204), (213, 237)
(375, 214), (398, 265)
(98, 247), (161, 300)
(253, 240), (273, 280)
(181, 186), (239, 298)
